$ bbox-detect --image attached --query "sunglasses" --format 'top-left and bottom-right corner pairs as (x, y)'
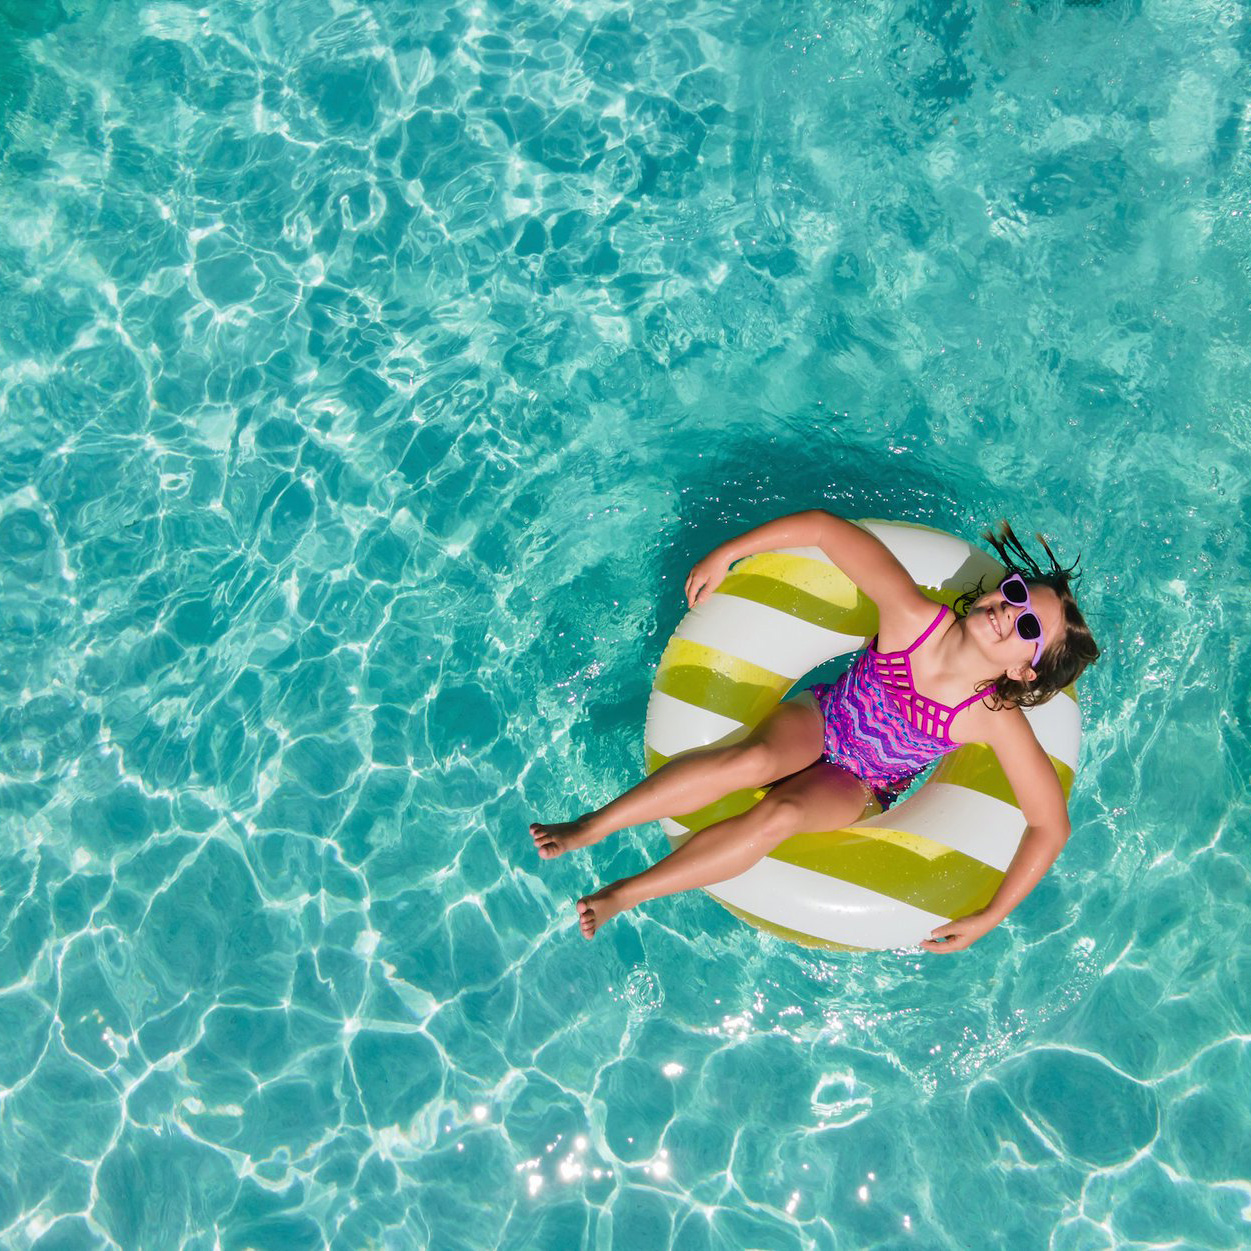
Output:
(998, 574), (1045, 669)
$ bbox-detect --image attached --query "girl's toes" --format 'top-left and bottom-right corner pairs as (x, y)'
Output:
(576, 898), (598, 938)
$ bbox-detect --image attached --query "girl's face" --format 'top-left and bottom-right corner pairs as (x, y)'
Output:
(968, 581), (1065, 680)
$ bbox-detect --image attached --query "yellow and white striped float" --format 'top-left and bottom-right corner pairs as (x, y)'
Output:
(643, 521), (1080, 951)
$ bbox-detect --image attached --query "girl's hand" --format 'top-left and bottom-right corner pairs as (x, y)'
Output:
(684, 552), (732, 609)
(920, 911), (997, 954)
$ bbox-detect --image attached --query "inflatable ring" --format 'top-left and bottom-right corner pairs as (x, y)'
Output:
(643, 520), (1080, 951)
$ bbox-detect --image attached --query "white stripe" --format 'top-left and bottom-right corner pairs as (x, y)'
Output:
(1023, 694), (1081, 769)
(674, 594), (863, 679)
(858, 783), (1024, 872)
(698, 852), (947, 950)
(861, 521), (973, 581)
(862, 520), (1003, 593)
(644, 690), (745, 756)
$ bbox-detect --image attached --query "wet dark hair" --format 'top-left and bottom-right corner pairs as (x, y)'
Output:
(952, 521), (1101, 709)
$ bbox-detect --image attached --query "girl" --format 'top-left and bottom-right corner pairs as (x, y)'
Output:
(531, 510), (1100, 952)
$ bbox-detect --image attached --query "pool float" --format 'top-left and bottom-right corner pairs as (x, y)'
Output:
(642, 520), (1081, 951)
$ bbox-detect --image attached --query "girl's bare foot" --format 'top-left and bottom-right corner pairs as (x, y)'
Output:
(576, 882), (630, 938)
(529, 815), (607, 859)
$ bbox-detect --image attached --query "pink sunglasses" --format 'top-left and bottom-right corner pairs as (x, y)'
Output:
(999, 575), (1045, 669)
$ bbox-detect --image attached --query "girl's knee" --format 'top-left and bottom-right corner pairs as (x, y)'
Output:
(730, 741), (781, 787)
(755, 793), (806, 839)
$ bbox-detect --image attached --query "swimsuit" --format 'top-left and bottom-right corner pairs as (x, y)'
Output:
(809, 605), (991, 809)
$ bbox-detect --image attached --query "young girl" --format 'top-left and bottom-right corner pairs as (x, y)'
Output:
(531, 510), (1100, 952)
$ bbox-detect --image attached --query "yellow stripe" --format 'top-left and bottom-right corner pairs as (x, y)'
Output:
(769, 828), (1004, 918)
(653, 639), (791, 726)
(713, 898), (870, 952)
(718, 553), (961, 635)
(718, 573), (879, 636)
(728, 551), (861, 603)
(816, 823), (953, 862)
(717, 552), (878, 635)
(929, 743), (1076, 803)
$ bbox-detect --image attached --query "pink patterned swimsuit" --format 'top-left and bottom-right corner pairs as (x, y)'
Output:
(809, 605), (991, 809)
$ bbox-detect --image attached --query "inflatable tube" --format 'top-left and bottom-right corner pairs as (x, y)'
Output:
(643, 520), (1080, 951)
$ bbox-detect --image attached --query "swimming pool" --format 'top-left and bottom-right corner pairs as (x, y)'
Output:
(1, 0), (1249, 1246)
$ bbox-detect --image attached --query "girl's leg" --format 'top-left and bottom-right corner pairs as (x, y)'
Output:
(531, 697), (825, 859)
(575, 760), (872, 938)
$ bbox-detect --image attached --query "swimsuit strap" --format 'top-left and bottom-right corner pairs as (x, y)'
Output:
(870, 607), (995, 744)
(899, 604), (950, 656)
(932, 683), (997, 745)
(947, 684), (994, 718)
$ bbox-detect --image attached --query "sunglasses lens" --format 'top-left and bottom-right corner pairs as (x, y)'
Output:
(1001, 577), (1029, 605)
(1016, 612), (1042, 642)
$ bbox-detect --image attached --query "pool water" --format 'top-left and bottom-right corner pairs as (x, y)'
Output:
(1, 0), (1250, 1247)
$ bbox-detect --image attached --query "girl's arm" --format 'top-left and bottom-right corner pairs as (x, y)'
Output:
(685, 510), (932, 615)
(922, 711), (1071, 954)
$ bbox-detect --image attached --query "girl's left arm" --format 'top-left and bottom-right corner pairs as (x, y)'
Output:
(921, 710), (1070, 954)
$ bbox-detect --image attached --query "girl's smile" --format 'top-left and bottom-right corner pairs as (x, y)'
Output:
(974, 584), (1065, 672)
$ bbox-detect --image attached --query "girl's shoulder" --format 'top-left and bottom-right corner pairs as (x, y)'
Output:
(964, 696), (1039, 753)
(875, 598), (950, 654)
(969, 697), (1067, 815)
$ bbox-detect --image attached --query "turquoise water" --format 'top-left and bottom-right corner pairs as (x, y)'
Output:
(1, 0), (1249, 1246)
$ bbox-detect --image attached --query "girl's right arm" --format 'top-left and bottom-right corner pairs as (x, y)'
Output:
(684, 510), (931, 614)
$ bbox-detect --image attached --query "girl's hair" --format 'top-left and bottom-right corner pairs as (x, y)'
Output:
(952, 521), (1101, 709)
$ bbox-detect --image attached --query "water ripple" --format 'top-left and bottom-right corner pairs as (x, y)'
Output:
(1, 0), (1250, 1248)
